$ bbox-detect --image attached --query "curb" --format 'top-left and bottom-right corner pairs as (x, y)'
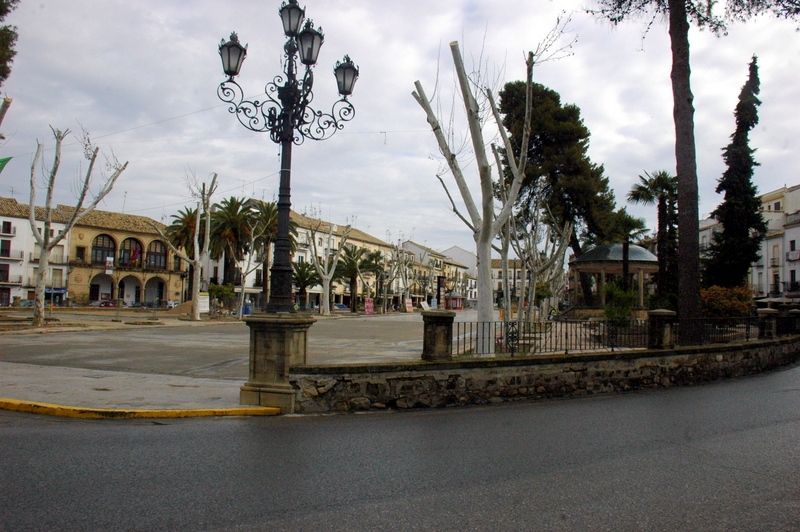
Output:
(0, 398), (280, 419)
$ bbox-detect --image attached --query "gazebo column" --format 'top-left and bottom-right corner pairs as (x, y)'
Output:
(599, 268), (606, 307)
(573, 269), (581, 304)
(638, 268), (645, 307)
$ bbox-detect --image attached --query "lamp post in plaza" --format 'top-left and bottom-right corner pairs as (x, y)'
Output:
(218, 1), (358, 412)
(217, 0), (358, 313)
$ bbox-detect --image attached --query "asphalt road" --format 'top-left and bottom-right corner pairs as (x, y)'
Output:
(2, 362), (800, 531)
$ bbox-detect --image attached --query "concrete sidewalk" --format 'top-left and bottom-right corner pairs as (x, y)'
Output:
(0, 361), (279, 418)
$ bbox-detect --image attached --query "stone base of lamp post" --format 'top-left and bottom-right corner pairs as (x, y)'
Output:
(240, 313), (316, 413)
(421, 310), (456, 361)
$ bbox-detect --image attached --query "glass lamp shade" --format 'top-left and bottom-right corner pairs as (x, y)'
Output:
(219, 32), (247, 78)
(334, 55), (359, 96)
(297, 21), (324, 66)
(279, 0), (305, 37)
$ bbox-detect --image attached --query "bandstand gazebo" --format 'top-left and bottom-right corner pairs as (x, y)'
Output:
(569, 243), (658, 309)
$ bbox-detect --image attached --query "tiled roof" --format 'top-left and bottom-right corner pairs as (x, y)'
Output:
(290, 210), (389, 248)
(0, 196), (165, 233)
(490, 258), (525, 269)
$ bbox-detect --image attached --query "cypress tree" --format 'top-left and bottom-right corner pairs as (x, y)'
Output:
(703, 56), (767, 288)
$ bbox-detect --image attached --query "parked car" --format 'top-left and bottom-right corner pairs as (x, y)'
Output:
(20, 300), (35, 308)
(86, 300), (116, 308)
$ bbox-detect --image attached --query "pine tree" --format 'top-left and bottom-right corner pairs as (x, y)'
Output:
(703, 56), (767, 288)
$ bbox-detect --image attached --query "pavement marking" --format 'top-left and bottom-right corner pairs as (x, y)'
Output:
(0, 398), (280, 419)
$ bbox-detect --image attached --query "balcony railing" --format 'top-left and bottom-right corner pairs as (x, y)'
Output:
(0, 225), (15, 236)
(784, 281), (800, 293)
(787, 250), (800, 262)
(29, 252), (67, 264)
(0, 274), (23, 284)
(26, 277), (66, 288)
(0, 249), (24, 260)
(770, 257), (781, 267)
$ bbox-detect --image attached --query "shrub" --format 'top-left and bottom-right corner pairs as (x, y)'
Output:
(604, 285), (636, 327)
(700, 285), (754, 318)
(209, 283), (236, 309)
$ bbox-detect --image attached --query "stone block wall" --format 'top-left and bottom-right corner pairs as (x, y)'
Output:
(289, 336), (800, 413)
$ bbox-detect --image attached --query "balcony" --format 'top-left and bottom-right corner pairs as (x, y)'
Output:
(784, 281), (800, 294)
(0, 250), (24, 261)
(29, 252), (67, 264)
(26, 277), (66, 288)
(0, 274), (22, 284)
(787, 250), (800, 262)
(0, 224), (15, 236)
(770, 257), (781, 267)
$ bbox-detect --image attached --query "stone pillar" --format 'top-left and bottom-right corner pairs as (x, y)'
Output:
(757, 308), (778, 339)
(240, 313), (316, 413)
(637, 269), (645, 307)
(648, 309), (676, 349)
(599, 270), (606, 307)
(422, 310), (456, 361)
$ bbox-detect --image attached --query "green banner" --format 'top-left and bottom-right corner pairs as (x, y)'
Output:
(0, 157), (11, 174)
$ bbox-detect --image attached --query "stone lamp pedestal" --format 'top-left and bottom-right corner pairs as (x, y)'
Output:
(421, 310), (456, 361)
(240, 314), (316, 413)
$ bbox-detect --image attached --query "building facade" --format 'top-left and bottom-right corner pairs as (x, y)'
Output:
(700, 184), (800, 300)
(0, 197), (70, 306)
(0, 198), (187, 307)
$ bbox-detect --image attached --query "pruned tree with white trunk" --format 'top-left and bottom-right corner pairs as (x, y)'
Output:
(29, 127), (127, 327)
(307, 217), (350, 316)
(413, 42), (534, 352)
(152, 173), (217, 321)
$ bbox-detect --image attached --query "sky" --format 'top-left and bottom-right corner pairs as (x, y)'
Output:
(0, 1), (798, 255)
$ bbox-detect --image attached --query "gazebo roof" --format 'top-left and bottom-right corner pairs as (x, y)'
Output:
(570, 243), (658, 274)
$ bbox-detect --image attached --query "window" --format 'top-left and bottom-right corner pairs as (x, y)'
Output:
(0, 239), (9, 257)
(791, 241), (796, 252)
(91, 235), (116, 265)
(76, 246), (86, 262)
(775, 201), (782, 211)
(146, 241), (167, 270)
(119, 238), (143, 267)
(173, 256), (182, 271)
(1, 221), (10, 234)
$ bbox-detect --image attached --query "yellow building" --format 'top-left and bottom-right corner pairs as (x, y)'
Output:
(64, 207), (187, 307)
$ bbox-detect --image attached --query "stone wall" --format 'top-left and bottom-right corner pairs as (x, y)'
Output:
(289, 336), (800, 413)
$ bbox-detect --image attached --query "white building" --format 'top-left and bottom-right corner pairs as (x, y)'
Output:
(0, 197), (70, 307)
(700, 184), (800, 299)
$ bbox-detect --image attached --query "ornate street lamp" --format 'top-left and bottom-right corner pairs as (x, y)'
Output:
(217, 0), (358, 313)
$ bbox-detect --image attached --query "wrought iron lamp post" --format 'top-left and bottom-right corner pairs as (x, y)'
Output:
(218, 0), (358, 313)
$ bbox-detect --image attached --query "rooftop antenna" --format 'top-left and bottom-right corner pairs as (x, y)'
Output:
(122, 191), (127, 213)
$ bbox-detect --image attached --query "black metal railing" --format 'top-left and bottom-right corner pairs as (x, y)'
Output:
(452, 315), (799, 356)
(673, 317), (759, 345)
(453, 319), (649, 357)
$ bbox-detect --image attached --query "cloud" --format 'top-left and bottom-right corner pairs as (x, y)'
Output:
(1, 0), (797, 252)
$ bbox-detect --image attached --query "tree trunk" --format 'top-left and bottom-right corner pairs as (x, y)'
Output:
(669, 0), (702, 340)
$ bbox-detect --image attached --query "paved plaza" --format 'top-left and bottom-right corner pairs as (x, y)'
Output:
(0, 309), (482, 416)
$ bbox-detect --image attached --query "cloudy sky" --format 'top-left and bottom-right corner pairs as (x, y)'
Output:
(0, 1), (798, 254)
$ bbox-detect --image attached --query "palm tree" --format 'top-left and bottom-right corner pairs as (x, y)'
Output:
(250, 200), (278, 306)
(336, 245), (366, 312)
(166, 207), (205, 298)
(628, 170), (678, 301)
(210, 197), (253, 285)
(359, 250), (384, 300)
(292, 260), (321, 310)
